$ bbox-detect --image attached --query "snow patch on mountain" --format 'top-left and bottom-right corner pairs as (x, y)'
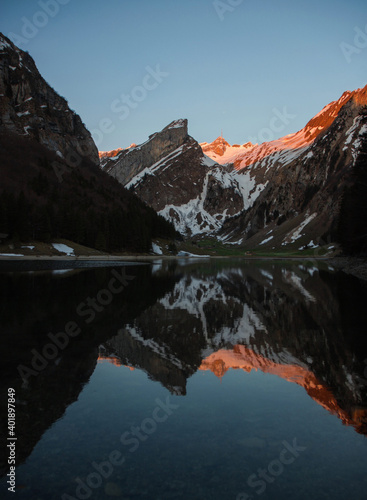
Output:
(126, 145), (184, 189)
(159, 166), (266, 236)
(282, 213), (317, 245)
(151, 243), (163, 255)
(52, 243), (74, 255)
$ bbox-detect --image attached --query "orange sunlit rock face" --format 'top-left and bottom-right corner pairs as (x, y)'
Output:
(199, 345), (367, 434)
(97, 355), (135, 371)
(99, 144), (137, 159)
(201, 85), (367, 171)
(201, 137), (231, 156)
(98, 148), (123, 160)
(97, 355), (122, 367)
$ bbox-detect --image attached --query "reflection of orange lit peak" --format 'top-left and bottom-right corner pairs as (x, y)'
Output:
(200, 346), (313, 384)
(199, 345), (367, 434)
(124, 365), (135, 372)
(97, 355), (136, 371)
(97, 355), (122, 367)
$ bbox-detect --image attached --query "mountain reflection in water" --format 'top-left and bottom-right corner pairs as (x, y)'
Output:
(100, 260), (367, 435)
(0, 258), (367, 500)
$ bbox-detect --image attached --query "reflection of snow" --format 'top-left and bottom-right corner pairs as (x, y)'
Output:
(260, 269), (274, 281)
(282, 270), (315, 303)
(122, 326), (184, 370)
(160, 274), (267, 344)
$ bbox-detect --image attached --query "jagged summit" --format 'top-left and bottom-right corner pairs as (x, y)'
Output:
(101, 85), (367, 251)
(164, 118), (187, 130)
(0, 33), (178, 252)
(201, 136), (231, 155)
(0, 32), (99, 165)
(100, 119), (189, 186)
(201, 85), (367, 170)
(200, 136), (255, 164)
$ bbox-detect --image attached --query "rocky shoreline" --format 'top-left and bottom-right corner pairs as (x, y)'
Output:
(1, 253), (367, 281)
(328, 256), (367, 282)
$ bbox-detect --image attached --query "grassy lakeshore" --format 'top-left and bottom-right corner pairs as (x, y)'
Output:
(1, 238), (367, 281)
(0, 237), (341, 260)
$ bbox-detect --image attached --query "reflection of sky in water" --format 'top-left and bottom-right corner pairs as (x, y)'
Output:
(11, 362), (367, 500)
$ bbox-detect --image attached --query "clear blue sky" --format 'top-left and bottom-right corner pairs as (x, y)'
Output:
(1, 0), (366, 150)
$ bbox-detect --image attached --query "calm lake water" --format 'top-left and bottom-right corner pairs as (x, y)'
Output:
(0, 258), (367, 500)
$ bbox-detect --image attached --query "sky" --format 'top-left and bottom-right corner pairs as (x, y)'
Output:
(1, 0), (366, 151)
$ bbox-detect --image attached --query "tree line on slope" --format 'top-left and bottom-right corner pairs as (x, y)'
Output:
(0, 132), (179, 252)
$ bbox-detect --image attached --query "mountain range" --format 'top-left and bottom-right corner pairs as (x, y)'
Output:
(0, 33), (177, 253)
(102, 86), (367, 254)
(1, 31), (366, 255)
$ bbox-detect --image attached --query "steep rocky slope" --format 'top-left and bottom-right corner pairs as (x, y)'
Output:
(202, 88), (365, 171)
(101, 119), (189, 185)
(102, 120), (268, 236)
(0, 32), (177, 252)
(0, 33), (98, 166)
(103, 85), (367, 252)
(218, 86), (367, 251)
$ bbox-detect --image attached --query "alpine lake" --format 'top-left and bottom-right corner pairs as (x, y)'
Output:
(0, 257), (367, 500)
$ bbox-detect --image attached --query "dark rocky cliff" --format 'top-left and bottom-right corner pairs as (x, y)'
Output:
(0, 33), (99, 166)
(101, 86), (367, 251)
(218, 88), (367, 252)
(0, 33), (177, 251)
(101, 119), (189, 185)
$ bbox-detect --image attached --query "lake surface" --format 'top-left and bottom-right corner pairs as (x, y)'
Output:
(0, 258), (367, 500)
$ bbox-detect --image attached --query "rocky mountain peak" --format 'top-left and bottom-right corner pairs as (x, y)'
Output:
(0, 32), (99, 165)
(100, 118), (189, 185)
(201, 136), (231, 156)
(351, 84), (367, 105)
(101, 84), (367, 250)
(200, 136), (255, 165)
(199, 85), (366, 173)
(300, 87), (366, 145)
(163, 118), (188, 131)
